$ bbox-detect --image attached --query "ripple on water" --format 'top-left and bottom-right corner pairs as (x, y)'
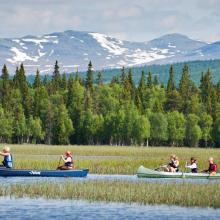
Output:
(0, 174), (220, 185)
(0, 197), (219, 220)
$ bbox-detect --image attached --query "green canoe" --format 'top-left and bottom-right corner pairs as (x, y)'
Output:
(137, 166), (220, 179)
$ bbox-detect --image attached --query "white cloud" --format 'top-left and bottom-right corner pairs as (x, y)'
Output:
(0, 0), (220, 42)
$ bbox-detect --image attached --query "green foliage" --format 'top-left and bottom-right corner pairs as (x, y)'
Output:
(166, 65), (175, 93)
(149, 113), (168, 144)
(85, 61), (94, 91)
(167, 111), (185, 146)
(199, 112), (213, 147)
(1, 61), (220, 147)
(185, 114), (202, 147)
(212, 117), (220, 146)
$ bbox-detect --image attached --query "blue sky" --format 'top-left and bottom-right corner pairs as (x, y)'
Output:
(0, 0), (220, 42)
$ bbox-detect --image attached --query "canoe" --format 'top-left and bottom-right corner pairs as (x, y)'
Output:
(0, 168), (89, 177)
(137, 166), (220, 179)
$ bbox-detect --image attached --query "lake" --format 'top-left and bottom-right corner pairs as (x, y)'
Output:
(0, 197), (220, 220)
(0, 174), (219, 185)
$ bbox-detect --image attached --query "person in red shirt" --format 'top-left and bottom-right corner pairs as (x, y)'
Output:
(203, 157), (218, 175)
(57, 151), (74, 170)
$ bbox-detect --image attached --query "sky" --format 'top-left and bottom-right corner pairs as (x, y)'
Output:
(0, 0), (220, 42)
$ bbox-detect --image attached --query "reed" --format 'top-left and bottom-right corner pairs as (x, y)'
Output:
(6, 144), (220, 174)
(2, 181), (220, 208)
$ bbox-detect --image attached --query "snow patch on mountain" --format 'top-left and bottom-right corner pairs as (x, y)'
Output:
(1, 30), (219, 74)
(7, 47), (37, 63)
(89, 33), (127, 55)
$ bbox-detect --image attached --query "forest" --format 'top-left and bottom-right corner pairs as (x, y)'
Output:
(0, 60), (220, 147)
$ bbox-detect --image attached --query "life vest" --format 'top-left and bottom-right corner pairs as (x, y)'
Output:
(64, 156), (73, 167)
(209, 163), (218, 173)
(169, 160), (179, 171)
(2, 154), (13, 168)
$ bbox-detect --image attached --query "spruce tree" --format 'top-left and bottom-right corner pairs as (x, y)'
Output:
(147, 72), (153, 88)
(85, 61), (93, 91)
(61, 73), (67, 90)
(1, 64), (9, 81)
(120, 66), (126, 84)
(137, 70), (146, 111)
(179, 64), (190, 98)
(52, 60), (61, 91)
(33, 69), (41, 89)
(128, 69), (135, 100)
(153, 75), (159, 86)
(199, 69), (214, 113)
(179, 64), (191, 114)
(96, 71), (103, 86)
(1, 64), (10, 109)
(167, 65), (175, 93)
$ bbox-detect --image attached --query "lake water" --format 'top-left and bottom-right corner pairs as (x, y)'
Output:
(0, 197), (219, 220)
(0, 174), (219, 185)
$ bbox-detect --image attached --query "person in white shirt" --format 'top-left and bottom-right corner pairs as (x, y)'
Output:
(186, 157), (198, 173)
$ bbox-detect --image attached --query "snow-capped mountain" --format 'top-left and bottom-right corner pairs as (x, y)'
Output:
(0, 30), (219, 74)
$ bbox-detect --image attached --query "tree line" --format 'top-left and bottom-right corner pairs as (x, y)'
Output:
(0, 61), (220, 147)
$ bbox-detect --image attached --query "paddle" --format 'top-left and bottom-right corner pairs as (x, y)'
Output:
(57, 156), (62, 168)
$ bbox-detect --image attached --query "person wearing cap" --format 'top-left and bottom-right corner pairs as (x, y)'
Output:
(203, 157), (218, 175)
(0, 146), (13, 168)
(57, 151), (74, 170)
(185, 157), (198, 173)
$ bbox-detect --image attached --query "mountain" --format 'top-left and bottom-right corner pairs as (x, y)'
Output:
(0, 30), (219, 74)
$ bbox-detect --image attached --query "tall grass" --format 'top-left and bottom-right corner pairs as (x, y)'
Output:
(3, 144), (220, 174)
(1, 181), (220, 208)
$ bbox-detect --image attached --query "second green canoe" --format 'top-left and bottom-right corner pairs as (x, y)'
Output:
(137, 166), (220, 179)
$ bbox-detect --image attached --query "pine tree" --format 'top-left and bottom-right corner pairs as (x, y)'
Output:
(43, 75), (49, 86)
(1, 64), (10, 109)
(199, 69), (214, 113)
(61, 73), (68, 90)
(52, 60), (61, 91)
(1, 64), (9, 81)
(216, 80), (220, 102)
(120, 66), (126, 84)
(128, 69), (135, 100)
(33, 69), (41, 89)
(85, 61), (93, 91)
(153, 75), (159, 86)
(137, 70), (146, 111)
(179, 64), (190, 98)
(167, 65), (175, 93)
(96, 71), (103, 86)
(179, 64), (191, 114)
(147, 72), (153, 88)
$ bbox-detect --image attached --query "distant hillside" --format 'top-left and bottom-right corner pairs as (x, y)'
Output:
(98, 59), (220, 85)
(2, 30), (220, 74)
(26, 59), (220, 86)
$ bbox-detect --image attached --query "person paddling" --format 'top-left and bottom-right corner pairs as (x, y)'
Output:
(186, 157), (198, 173)
(203, 157), (218, 175)
(0, 146), (13, 168)
(162, 155), (179, 172)
(57, 151), (74, 170)
(169, 155), (179, 172)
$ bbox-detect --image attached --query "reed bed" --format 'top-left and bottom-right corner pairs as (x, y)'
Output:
(1, 181), (220, 208)
(5, 144), (220, 174)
